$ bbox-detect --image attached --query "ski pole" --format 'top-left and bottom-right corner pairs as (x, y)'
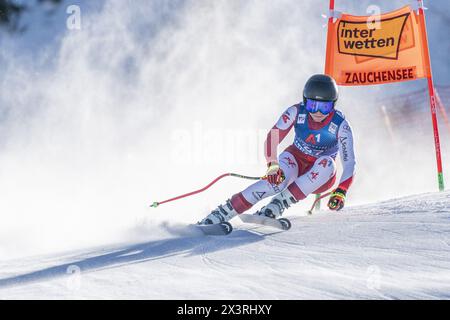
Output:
(308, 192), (332, 215)
(150, 173), (263, 208)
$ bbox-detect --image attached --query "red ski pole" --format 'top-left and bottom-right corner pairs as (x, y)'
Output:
(308, 192), (332, 215)
(150, 173), (263, 208)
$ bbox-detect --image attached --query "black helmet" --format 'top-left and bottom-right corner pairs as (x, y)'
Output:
(303, 74), (339, 103)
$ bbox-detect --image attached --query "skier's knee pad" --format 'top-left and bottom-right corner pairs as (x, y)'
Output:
(292, 156), (337, 197)
(313, 156), (337, 176)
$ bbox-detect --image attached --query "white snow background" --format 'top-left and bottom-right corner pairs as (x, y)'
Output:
(0, 0), (449, 299)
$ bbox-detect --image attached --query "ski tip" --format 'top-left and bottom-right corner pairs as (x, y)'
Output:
(195, 222), (233, 236)
(278, 218), (292, 230)
(221, 222), (233, 235)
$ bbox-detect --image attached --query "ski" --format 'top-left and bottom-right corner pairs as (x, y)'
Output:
(193, 214), (291, 236)
(239, 214), (292, 230)
(195, 222), (233, 236)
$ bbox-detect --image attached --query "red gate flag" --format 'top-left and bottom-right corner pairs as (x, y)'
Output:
(325, 6), (430, 86)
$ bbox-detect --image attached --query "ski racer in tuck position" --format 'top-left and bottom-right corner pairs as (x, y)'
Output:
(199, 74), (356, 225)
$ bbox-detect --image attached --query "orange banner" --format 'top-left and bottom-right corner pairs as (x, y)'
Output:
(325, 6), (430, 86)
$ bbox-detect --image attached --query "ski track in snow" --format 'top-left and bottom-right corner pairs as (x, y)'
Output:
(0, 191), (449, 299)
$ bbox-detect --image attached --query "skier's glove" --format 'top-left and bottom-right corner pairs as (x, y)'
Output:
(265, 161), (285, 186)
(328, 188), (346, 211)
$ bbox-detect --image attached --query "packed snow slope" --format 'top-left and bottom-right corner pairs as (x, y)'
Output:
(0, 191), (449, 300)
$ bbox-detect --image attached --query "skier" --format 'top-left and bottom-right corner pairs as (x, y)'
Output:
(199, 74), (356, 225)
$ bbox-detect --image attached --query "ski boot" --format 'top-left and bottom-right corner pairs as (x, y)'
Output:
(199, 199), (238, 225)
(256, 190), (298, 219)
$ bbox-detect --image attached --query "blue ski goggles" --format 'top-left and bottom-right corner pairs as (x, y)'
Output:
(305, 98), (335, 115)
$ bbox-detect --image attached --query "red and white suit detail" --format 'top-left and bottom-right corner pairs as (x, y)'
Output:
(230, 104), (356, 214)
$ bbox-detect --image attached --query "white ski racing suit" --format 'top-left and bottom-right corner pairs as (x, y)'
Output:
(228, 102), (356, 214)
